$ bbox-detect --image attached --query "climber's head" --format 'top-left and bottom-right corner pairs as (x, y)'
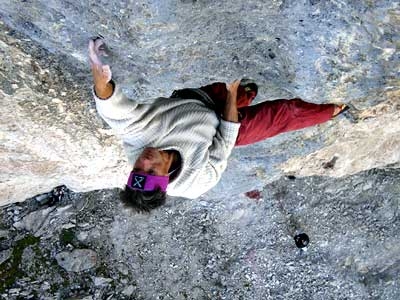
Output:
(119, 185), (167, 213)
(119, 147), (174, 212)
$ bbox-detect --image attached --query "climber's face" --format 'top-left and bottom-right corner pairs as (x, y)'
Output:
(133, 147), (172, 176)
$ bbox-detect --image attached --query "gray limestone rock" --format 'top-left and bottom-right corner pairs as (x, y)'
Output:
(0, 230), (9, 239)
(13, 206), (55, 234)
(0, 168), (399, 299)
(0, 0), (399, 299)
(92, 276), (113, 287)
(122, 285), (135, 297)
(55, 249), (98, 272)
(0, 0), (399, 205)
(0, 249), (12, 265)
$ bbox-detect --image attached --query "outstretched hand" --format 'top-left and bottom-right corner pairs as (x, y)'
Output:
(222, 79), (241, 123)
(226, 79), (241, 103)
(88, 38), (108, 65)
(89, 38), (114, 99)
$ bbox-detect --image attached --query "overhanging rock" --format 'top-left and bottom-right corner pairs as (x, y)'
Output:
(0, 1), (399, 205)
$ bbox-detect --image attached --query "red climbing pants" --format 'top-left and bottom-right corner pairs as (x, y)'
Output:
(200, 83), (335, 146)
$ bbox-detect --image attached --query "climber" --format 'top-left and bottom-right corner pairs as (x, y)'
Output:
(89, 37), (347, 212)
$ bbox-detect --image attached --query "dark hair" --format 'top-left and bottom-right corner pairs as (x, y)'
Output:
(119, 186), (166, 213)
(246, 82), (258, 95)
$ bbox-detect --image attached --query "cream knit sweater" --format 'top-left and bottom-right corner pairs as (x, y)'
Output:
(94, 84), (240, 199)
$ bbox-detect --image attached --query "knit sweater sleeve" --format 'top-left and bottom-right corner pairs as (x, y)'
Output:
(209, 120), (240, 168)
(191, 120), (240, 197)
(93, 83), (140, 133)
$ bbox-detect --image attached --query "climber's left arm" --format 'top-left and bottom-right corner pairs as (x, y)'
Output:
(89, 38), (114, 99)
(89, 38), (142, 132)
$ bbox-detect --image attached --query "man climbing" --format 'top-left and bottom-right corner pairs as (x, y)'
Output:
(89, 37), (347, 212)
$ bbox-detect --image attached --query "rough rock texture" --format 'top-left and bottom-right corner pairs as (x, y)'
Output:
(0, 0), (399, 299)
(0, 19), (128, 206)
(55, 249), (98, 272)
(281, 97), (400, 178)
(1, 168), (400, 299)
(0, 0), (399, 204)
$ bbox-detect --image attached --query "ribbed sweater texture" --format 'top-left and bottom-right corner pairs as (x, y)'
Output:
(94, 84), (240, 198)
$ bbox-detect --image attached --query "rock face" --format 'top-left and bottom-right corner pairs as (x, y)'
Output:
(281, 98), (400, 178)
(1, 169), (399, 299)
(0, 0), (399, 299)
(0, 20), (129, 206)
(0, 0), (399, 205)
(55, 249), (97, 272)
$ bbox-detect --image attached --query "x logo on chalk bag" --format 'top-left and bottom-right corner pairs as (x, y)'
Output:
(133, 175), (146, 189)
